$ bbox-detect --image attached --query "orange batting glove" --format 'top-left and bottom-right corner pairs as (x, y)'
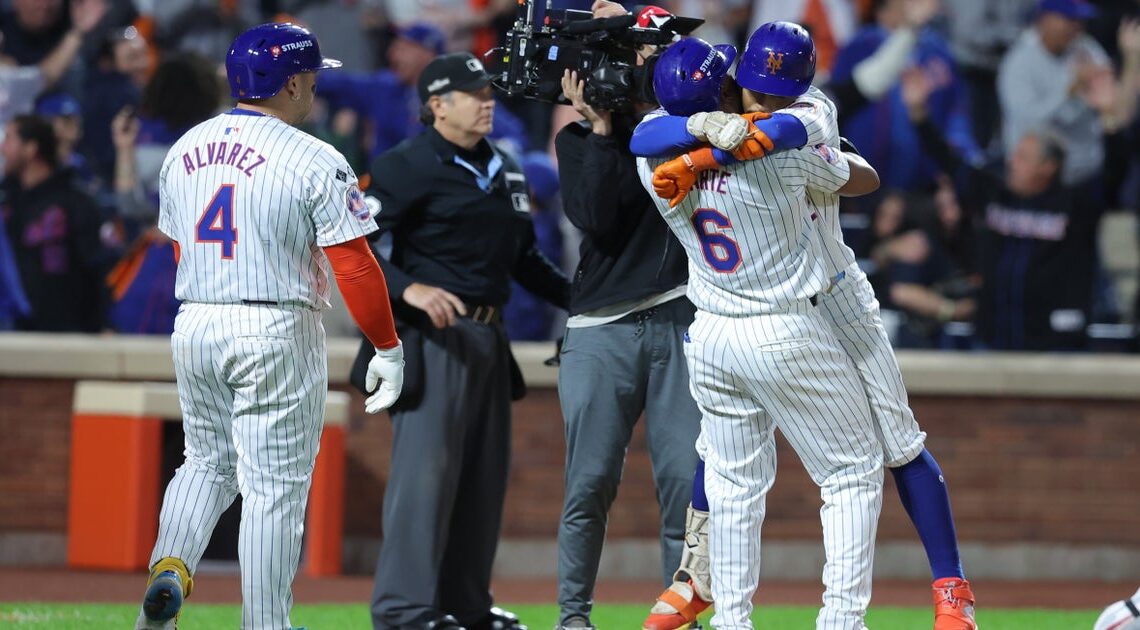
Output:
(653, 147), (720, 208)
(734, 111), (776, 161)
(741, 111), (773, 123)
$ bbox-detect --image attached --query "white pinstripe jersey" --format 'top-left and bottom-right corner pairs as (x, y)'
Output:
(157, 109), (376, 310)
(788, 86), (860, 277)
(635, 105), (851, 317)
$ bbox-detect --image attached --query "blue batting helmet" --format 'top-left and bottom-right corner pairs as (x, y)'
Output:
(653, 37), (737, 116)
(736, 21), (815, 98)
(226, 23), (342, 100)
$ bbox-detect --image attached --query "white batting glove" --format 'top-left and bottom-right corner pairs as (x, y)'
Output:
(365, 342), (405, 413)
(685, 111), (714, 142)
(686, 111), (749, 151)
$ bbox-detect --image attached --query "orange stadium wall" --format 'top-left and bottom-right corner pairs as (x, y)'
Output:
(0, 334), (1138, 580)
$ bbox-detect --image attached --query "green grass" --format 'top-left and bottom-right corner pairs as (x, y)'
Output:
(0, 602), (1100, 629)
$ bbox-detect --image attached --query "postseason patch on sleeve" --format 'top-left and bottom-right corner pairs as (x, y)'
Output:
(336, 169), (348, 182)
(346, 184), (370, 221)
(812, 144), (840, 165)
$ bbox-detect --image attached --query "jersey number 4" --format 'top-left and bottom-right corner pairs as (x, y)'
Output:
(196, 184), (238, 259)
(691, 208), (742, 273)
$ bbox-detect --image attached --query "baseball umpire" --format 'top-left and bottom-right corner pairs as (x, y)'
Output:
(353, 52), (570, 630)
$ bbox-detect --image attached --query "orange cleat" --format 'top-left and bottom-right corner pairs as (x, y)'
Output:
(642, 579), (712, 630)
(932, 577), (977, 630)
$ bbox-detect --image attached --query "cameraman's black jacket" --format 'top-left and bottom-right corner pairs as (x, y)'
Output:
(555, 120), (688, 315)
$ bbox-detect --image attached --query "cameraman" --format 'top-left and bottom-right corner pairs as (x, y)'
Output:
(551, 63), (700, 630)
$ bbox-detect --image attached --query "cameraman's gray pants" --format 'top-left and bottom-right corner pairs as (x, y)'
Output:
(556, 296), (701, 624)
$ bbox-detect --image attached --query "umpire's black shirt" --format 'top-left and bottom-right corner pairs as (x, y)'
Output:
(368, 126), (569, 309)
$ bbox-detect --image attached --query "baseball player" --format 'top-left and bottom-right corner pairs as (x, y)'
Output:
(633, 29), (888, 630)
(634, 25), (976, 630)
(134, 23), (405, 630)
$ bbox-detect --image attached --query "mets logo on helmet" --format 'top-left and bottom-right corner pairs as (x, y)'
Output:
(766, 51), (784, 74)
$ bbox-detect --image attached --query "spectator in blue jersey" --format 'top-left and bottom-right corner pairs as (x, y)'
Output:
(36, 93), (101, 196)
(504, 151), (564, 340)
(315, 22), (441, 158)
(831, 0), (982, 192)
(316, 22), (530, 159)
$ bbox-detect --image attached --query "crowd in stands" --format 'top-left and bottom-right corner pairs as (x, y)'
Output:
(1, 0), (1139, 353)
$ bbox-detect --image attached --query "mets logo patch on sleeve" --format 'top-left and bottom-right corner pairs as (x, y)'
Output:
(347, 185), (370, 221)
(812, 144), (840, 165)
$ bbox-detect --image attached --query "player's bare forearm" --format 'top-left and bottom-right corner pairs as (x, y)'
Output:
(839, 152), (880, 197)
(890, 282), (974, 322)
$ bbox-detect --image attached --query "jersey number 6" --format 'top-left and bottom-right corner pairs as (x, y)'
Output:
(691, 208), (742, 273)
(196, 184), (238, 259)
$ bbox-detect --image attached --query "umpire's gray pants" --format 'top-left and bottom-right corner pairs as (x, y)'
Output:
(371, 318), (512, 629)
(556, 296), (701, 624)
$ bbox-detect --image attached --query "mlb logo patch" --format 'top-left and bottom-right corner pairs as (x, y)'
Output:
(224, 127), (239, 135)
(346, 185), (370, 221)
(812, 144), (840, 165)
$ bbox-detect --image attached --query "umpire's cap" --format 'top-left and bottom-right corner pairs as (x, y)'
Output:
(653, 37), (737, 116)
(417, 52), (491, 102)
(736, 21), (816, 98)
(226, 22), (342, 100)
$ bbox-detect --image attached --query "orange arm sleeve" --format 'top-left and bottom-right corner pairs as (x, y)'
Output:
(323, 236), (399, 350)
(172, 240), (180, 264)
